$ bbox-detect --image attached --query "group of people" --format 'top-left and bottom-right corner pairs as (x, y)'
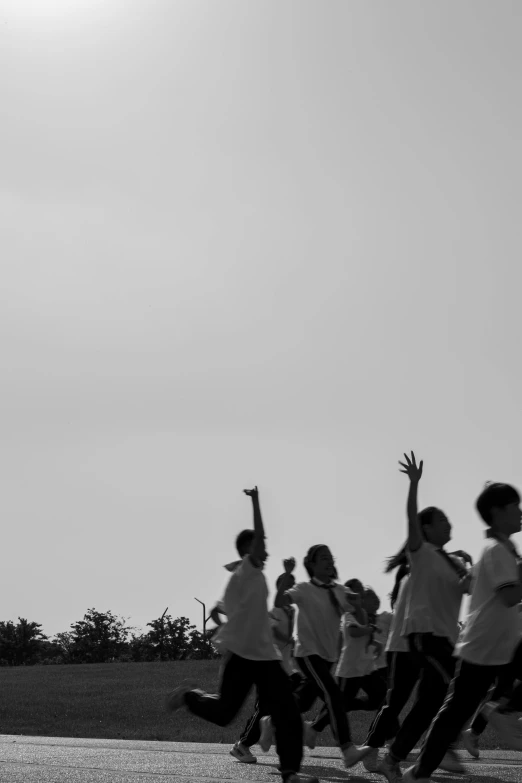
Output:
(164, 451), (522, 783)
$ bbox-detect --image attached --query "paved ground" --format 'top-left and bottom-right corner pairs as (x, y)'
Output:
(0, 735), (520, 782)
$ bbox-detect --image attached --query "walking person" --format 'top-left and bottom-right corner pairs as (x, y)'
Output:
(165, 487), (318, 783)
(275, 546), (372, 768)
(403, 481), (522, 782)
(377, 452), (472, 783)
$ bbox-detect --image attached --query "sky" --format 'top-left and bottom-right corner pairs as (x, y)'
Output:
(1, 0), (521, 639)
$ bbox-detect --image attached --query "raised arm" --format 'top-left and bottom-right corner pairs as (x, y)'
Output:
(243, 486), (266, 567)
(399, 451), (424, 552)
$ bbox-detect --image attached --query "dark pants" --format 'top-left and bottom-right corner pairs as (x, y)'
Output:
(240, 672), (303, 748)
(416, 660), (505, 777)
(472, 638), (522, 734)
(293, 655), (352, 749)
(388, 633), (456, 762)
(184, 653), (302, 780)
(366, 650), (421, 748)
(311, 670), (387, 734)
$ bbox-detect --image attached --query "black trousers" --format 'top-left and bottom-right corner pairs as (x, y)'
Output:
(184, 653), (302, 779)
(416, 659), (506, 777)
(311, 670), (387, 734)
(365, 650), (421, 748)
(239, 672), (303, 748)
(388, 633), (456, 762)
(472, 637), (522, 734)
(293, 655), (351, 748)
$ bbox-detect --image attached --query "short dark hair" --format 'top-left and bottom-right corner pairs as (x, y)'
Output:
(345, 578), (364, 593)
(276, 573), (295, 590)
(303, 544), (329, 577)
(235, 529), (255, 556)
(476, 482), (520, 525)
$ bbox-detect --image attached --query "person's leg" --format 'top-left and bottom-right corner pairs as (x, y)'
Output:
(184, 652), (254, 726)
(238, 698), (261, 747)
(298, 656), (352, 750)
(387, 634), (456, 763)
(365, 651), (420, 749)
(470, 665), (513, 735)
(353, 670), (387, 711)
(310, 677), (360, 734)
(411, 661), (496, 779)
(293, 657), (323, 713)
(256, 661), (303, 782)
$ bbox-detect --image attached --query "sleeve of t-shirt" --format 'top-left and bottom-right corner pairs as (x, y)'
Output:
(286, 583), (305, 605)
(407, 540), (429, 566)
(483, 543), (518, 591)
(344, 611), (360, 627)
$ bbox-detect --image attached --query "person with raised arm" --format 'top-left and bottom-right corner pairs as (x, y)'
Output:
(403, 481), (522, 782)
(164, 487), (318, 783)
(275, 545), (372, 769)
(377, 453), (471, 783)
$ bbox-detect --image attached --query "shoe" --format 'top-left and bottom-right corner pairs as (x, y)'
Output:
(462, 728), (480, 759)
(343, 743), (372, 768)
(403, 766), (431, 782)
(438, 748), (466, 773)
(259, 716), (273, 752)
(303, 720), (317, 750)
(285, 775), (320, 783)
(488, 709), (522, 751)
(164, 679), (197, 712)
(230, 742), (257, 763)
(363, 746), (380, 772)
(378, 753), (403, 782)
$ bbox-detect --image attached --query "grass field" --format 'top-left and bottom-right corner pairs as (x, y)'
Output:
(0, 661), (505, 750)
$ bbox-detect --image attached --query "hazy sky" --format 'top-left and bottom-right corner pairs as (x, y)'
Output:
(1, 0), (521, 640)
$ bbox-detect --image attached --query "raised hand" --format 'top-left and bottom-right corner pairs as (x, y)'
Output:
(399, 451), (423, 483)
(283, 557), (296, 574)
(243, 486), (259, 499)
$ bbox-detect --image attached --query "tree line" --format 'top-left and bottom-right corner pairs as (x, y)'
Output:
(0, 609), (220, 666)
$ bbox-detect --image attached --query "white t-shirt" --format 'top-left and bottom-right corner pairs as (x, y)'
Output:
(455, 536), (519, 666)
(270, 606), (297, 675)
(336, 611), (376, 678)
(287, 581), (350, 662)
(386, 576), (411, 654)
(402, 542), (464, 645)
(373, 611), (393, 669)
(212, 556), (281, 661)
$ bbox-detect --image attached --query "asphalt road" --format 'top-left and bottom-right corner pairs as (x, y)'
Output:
(0, 735), (520, 782)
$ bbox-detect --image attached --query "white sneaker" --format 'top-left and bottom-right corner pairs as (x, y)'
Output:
(303, 720), (317, 750)
(488, 710), (522, 751)
(362, 746), (380, 772)
(403, 766), (431, 782)
(259, 716), (273, 752)
(462, 728), (480, 759)
(378, 753), (403, 782)
(343, 743), (372, 768)
(164, 679), (197, 712)
(438, 748), (466, 773)
(230, 742), (257, 763)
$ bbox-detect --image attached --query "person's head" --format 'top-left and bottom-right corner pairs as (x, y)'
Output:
(276, 573), (295, 590)
(418, 506), (452, 547)
(476, 482), (522, 537)
(304, 545), (336, 582)
(235, 529), (255, 557)
(345, 578), (364, 595)
(363, 588), (380, 615)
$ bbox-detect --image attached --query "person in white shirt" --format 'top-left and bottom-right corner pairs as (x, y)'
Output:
(403, 480), (522, 782)
(378, 452), (472, 783)
(275, 546), (372, 769)
(231, 565), (301, 762)
(164, 487), (318, 783)
(308, 586), (387, 740)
